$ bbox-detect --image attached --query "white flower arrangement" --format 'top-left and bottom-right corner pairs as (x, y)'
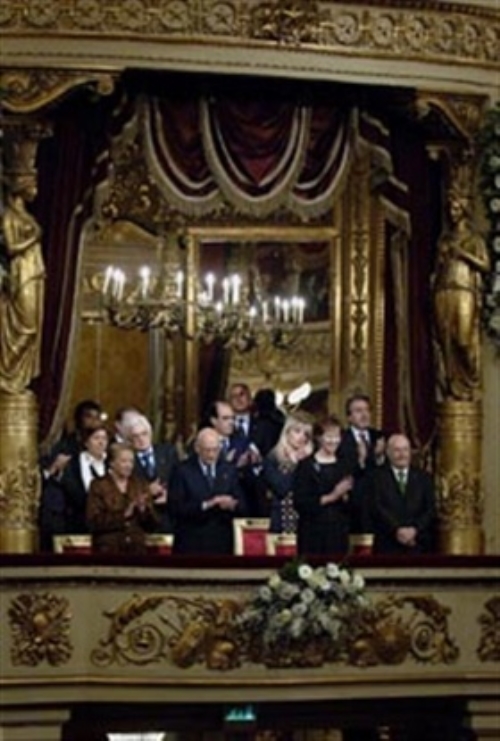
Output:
(239, 561), (368, 665)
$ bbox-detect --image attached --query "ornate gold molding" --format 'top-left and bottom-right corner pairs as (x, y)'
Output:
(91, 591), (458, 670)
(8, 592), (73, 666)
(477, 596), (500, 662)
(415, 92), (488, 143)
(0, 69), (115, 113)
(0, 454), (41, 530)
(1, 1), (498, 70)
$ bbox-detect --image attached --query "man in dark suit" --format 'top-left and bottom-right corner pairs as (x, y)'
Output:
(370, 433), (436, 555)
(337, 393), (386, 534)
(128, 414), (178, 532)
(170, 427), (246, 555)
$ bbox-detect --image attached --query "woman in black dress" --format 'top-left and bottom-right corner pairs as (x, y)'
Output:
(293, 416), (353, 557)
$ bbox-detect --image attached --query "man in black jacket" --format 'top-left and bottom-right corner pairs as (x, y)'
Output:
(337, 394), (385, 534)
(370, 433), (436, 554)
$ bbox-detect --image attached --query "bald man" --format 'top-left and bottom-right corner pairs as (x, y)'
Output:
(170, 428), (246, 555)
(369, 433), (436, 555)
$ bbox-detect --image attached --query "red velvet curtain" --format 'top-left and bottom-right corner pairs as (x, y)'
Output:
(382, 114), (439, 449)
(33, 93), (117, 442)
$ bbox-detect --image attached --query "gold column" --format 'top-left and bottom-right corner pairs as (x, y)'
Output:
(433, 158), (490, 555)
(435, 400), (484, 554)
(0, 392), (41, 553)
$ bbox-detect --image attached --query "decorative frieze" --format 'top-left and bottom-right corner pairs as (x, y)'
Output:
(1, 1), (498, 69)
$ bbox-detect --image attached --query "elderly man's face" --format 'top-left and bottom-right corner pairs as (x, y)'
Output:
(130, 426), (152, 452)
(196, 432), (221, 465)
(387, 435), (411, 469)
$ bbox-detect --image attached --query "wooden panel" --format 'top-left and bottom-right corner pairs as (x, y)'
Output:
(67, 322), (149, 423)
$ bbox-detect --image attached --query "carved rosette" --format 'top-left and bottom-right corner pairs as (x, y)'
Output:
(91, 591), (458, 670)
(477, 597), (500, 662)
(8, 592), (73, 666)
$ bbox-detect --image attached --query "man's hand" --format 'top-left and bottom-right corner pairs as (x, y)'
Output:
(213, 495), (238, 511)
(149, 479), (167, 504)
(48, 453), (71, 477)
(396, 526), (417, 546)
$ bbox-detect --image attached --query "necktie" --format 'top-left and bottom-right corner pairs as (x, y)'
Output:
(237, 417), (247, 436)
(141, 451), (155, 479)
(397, 470), (406, 495)
(205, 465), (215, 490)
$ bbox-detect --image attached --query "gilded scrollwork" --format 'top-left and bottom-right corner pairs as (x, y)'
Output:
(91, 591), (458, 670)
(0, 450), (41, 529)
(477, 597), (500, 662)
(436, 468), (483, 527)
(349, 595), (459, 667)
(1, 69), (115, 114)
(8, 592), (73, 666)
(91, 593), (243, 670)
(1, 1), (498, 69)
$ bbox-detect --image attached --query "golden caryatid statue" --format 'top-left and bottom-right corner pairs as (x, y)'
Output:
(0, 170), (45, 394)
(433, 186), (490, 402)
(0, 123), (48, 553)
(433, 161), (490, 555)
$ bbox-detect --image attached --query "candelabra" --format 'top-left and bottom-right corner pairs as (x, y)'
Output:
(98, 263), (306, 352)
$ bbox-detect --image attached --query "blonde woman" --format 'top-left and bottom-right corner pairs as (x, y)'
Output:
(261, 413), (313, 533)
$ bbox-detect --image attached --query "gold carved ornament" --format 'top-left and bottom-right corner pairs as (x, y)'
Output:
(0, 451), (41, 529)
(436, 469), (483, 527)
(0, 1), (497, 68)
(0, 69), (115, 114)
(90, 591), (458, 670)
(477, 596), (500, 662)
(8, 592), (73, 666)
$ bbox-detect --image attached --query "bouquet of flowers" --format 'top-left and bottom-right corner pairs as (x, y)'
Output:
(239, 561), (368, 667)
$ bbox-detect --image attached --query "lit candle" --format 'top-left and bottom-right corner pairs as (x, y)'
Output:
(215, 301), (223, 315)
(248, 305), (257, 324)
(114, 269), (125, 301)
(139, 266), (151, 299)
(222, 278), (230, 305)
(103, 265), (113, 295)
(298, 298), (305, 324)
(205, 272), (215, 302)
(274, 296), (281, 322)
(231, 274), (241, 305)
(175, 270), (184, 298)
(262, 300), (269, 323)
(282, 298), (290, 323)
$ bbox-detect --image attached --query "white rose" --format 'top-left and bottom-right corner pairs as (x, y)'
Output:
(326, 563), (340, 579)
(259, 586), (272, 601)
(339, 568), (351, 586)
(301, 587), (315, 604)
(495, 174), (500, 189)
(352, 573), (365, 591)
(494, 236), (500, 253)
(298, 564), (313, 580)
(490, 155), (500, 169)
(269, 573), (282, 590)
(490, 198), (500, 213)
(292, 602), (308, 617)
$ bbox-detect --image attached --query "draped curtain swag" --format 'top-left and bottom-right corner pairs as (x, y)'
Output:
(142, 96), (353, 218)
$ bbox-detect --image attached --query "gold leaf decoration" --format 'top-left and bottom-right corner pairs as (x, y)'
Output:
(8, 593), (73, 666)
(90, 591), (458, 670)
(477, 596), (500, 662)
